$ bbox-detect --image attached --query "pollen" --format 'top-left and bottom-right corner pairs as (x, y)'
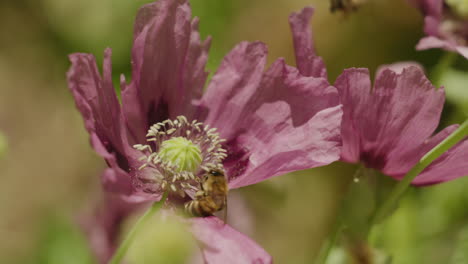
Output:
(133, 116), (227, 196)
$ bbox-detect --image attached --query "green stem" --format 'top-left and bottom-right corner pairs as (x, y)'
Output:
(314, 166), (364, 264)
(314, 218), (344, 264)
(0, 131), (7, 158)
(431, 52), (457, 87)
(370, 119), (468, 227)
(109, 191), (169, 264)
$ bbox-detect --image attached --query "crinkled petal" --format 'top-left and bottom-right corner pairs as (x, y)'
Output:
(336, 66), (445, 172)
(334, 68), (373, 163)
(383, 125), (458, 178)
(200, 42), (341, 188)
(101, 167), (133, 196)
(288, 7), (327, 79)
(337, 65), (468, 185)
(189, 217), (272, 264)
(416, 35), (457, 51)
(122, 0), (210, 144)
(196, 41), (268, 137)
(228, 104), (342, 189)
(67, 49), (125, 154)
(67, 49), (139, 196)
(372, 67), (444, 169)
(89, 133), (133, 195)
(375, 61), (424, 76)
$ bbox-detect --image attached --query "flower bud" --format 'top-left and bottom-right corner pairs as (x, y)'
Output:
(447, 0), (468, 18)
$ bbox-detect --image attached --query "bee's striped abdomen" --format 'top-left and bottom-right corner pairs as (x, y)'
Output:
(184, 196), (219, 217)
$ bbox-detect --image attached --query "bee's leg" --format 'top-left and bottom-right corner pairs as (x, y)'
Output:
(199, 197), (218, 216)
(195, 190), (205, 199)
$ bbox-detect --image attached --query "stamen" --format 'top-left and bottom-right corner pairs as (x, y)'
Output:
(133, 116), (228, 196)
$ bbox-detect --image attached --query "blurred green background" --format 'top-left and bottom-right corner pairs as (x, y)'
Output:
(0, 0), (467, 263)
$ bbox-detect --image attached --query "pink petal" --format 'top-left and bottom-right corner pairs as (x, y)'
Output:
(122, 0), (210, 144)
(383, 125), (458, 178)
(189, 217), (272, 264)
(455, 46), (468, 59)
(423, 15), (441, 37)
(414, 135), (468, 185)
(337, 65), (468, 185)
(200, 42), (341, 188)
(336, 66), (445, 172)
(227, 103), (342, 189)
(416, 36), (454, 51)
(372, 67), (444, 171)
(67, 49), (125, 154)
(90, 134), (133, 196)
(197, 41), (268, 137)
(67, 49), (156, 198)
(412, 0), (468, 58)
(67, 49), (139, 194)
(334, 68), (373, 163)
(288, 7), (327, 79)
(417, 0), (443, 18)
(375, 61), (424, 76)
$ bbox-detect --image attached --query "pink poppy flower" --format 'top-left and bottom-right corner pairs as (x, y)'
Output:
(289, 6), (468, 185)
(409, 0), (468, 58)
(67, 0), (343, 262)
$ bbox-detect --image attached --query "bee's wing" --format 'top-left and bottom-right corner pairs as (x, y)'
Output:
(222, 196), (228, 225)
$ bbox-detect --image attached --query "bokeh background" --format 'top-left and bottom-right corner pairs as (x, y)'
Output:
(0, 0), (467, 263)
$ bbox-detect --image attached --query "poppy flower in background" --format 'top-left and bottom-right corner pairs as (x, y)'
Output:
(409, 0), (468, 58)
(336, 65), (468, 185)
(290, 6), (468, 185)
(67, 0), (343, 262)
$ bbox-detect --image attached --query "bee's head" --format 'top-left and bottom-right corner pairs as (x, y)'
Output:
(209, 169), (224, 177)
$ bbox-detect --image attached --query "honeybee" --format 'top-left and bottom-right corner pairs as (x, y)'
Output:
(330, 0), (367, 13)
(184, 169), (228, 218)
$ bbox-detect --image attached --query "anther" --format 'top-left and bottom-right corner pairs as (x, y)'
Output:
(133, 116), (229, 196)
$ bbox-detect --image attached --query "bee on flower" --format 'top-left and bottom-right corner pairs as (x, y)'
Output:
(67, 0), (343, 263)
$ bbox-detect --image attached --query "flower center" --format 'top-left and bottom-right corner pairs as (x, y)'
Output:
(447, 0), (468, 18)
(133, 116), (227, 196)
(158, 137), (202, 173)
